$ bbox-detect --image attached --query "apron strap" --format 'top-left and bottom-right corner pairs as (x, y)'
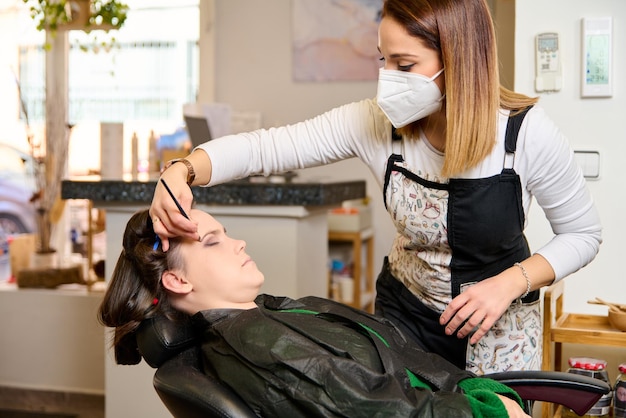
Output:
(504, 106), (533, 153)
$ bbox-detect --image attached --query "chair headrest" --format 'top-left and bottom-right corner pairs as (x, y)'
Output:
(136, 315), (199, 368)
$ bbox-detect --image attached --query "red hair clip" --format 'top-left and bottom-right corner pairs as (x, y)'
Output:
(152, 298), (159, 306)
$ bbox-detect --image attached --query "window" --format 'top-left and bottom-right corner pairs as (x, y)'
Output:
(18, 1), (199, 125)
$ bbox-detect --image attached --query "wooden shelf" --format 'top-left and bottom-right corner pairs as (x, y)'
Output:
(552, 313), (626, 346)
(328, 228), (374, 313)
(542, 280), (626, 417)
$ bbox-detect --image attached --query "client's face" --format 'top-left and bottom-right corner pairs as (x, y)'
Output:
(179, 209), (265, 310)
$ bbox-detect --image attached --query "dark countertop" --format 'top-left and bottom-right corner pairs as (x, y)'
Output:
(61, 178), (366, 206)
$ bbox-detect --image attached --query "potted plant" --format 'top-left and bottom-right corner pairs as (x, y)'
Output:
(13, 77), (88, 289)
(12, 74), (68, 268)
(23, 0), (129, 51)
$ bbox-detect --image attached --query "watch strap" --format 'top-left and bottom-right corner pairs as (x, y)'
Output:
(165, 158), (195, 186)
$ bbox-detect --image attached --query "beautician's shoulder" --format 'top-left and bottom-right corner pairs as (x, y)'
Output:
(330, 98), (394, 147)
(514, 105), (569, 152)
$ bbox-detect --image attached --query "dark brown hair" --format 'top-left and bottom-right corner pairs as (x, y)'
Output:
(98, 209), (187, 365)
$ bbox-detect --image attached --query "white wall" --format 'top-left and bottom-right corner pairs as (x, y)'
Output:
(0, 287), (104, 394)
(515, 0), (625, 314)
(515, 0), (626, 382)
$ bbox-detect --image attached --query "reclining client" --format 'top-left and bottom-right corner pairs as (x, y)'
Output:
(98, 208), (529, 417)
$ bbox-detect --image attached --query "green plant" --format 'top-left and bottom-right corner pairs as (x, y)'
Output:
(24, 0), (70, 32)
(89, 0), (127, 28)
(23, 0), (128, 50)
(24, 0), (128, 30)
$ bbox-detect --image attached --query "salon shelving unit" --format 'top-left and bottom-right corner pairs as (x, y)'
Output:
(328, 228), (375, 313)
(542, 280), (626, 418)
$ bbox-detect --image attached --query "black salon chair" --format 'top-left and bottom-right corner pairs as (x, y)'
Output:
(136, 316), (610, 418)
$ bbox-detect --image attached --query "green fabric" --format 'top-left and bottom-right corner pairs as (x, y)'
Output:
(458, 377), (524, 418)
(405, 368), (524, 418)
(278, 308), (320, 315)
(357, 323), (390, 347)
(406, 369), (435, 390)
(279, 309), (392, 347)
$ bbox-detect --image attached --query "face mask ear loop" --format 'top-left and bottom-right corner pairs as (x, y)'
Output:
(431, 67), (445, 81)
(431, 68), (445, 103)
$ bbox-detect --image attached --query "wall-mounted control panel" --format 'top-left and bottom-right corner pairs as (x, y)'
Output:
(535, 32), (562, 92)
(581, 17), (612, 98)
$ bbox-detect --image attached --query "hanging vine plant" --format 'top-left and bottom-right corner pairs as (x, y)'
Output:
(23, 0), (129, 51)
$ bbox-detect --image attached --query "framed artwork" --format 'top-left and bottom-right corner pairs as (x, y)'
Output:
(292, 0), (383, 82)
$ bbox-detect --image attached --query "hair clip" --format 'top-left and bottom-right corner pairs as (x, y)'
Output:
(152, 298), (159, 306)
(153, 234), (161, 251)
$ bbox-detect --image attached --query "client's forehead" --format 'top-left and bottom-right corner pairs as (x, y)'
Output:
(190, 209), (222, 230)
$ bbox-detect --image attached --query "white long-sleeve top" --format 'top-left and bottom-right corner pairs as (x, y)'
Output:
(198, 99), (601, 281)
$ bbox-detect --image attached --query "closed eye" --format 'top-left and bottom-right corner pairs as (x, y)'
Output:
(200, 227), (227, 245)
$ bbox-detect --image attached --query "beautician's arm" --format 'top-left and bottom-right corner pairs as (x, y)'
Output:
(150, 149), (212, 251)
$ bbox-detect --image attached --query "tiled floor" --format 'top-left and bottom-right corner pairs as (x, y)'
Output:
(0, 387), (104, 418)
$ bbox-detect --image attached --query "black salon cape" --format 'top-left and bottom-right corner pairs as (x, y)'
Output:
(192, 294), (477, 417)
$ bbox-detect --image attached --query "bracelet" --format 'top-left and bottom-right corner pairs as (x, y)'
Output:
(514, 262), (531, 299)
(164, 158), (195, 186)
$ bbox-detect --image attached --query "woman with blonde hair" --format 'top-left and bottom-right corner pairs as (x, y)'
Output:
(149, 0), (601, 373)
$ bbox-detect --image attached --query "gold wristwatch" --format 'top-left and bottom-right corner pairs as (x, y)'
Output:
(164, 158), (195, 186)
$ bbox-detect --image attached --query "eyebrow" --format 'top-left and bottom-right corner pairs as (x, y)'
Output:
(199, 228), (225, 242)
(377, 46), (421, 60)
(390, 53), (421, 60)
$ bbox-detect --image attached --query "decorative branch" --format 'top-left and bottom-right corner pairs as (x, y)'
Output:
(13, 65), (70, 254)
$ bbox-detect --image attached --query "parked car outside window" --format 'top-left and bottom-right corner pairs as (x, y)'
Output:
(0, 143), (37, 235)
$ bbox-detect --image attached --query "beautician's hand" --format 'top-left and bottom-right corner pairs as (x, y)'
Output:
(438, 272), (523, 345)
(440, 256), (554, 344)
(497, 394), (531, 418)
(149, 163), (198, 251)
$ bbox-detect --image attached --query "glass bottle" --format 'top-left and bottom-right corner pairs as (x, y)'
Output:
(561, 357), (612, 418)
(615, 363), (626, 418)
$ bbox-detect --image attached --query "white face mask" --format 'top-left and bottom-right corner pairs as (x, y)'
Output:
(376, 68), (445, 128)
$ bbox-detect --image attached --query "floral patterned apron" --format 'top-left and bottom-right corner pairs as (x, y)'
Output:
(376, 107), (542, 373)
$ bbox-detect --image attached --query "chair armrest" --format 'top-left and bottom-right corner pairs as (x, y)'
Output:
(486, 370), (610, 416)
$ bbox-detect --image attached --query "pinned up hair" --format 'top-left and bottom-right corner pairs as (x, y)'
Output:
(98, 209), (187, 365)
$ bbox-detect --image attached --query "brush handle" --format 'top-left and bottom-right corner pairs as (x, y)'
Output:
(160, 178), (190, 220)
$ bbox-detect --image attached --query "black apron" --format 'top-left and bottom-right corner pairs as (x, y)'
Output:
(376, 107), (539, 370)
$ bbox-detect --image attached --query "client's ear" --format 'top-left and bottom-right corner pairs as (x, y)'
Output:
(161, 271), (193, 295)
